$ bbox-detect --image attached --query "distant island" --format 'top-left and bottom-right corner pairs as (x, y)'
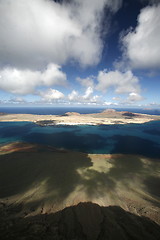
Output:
(0, 109), (160, 125)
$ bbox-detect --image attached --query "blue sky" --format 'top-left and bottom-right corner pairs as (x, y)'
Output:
(0, 0), (160, 108)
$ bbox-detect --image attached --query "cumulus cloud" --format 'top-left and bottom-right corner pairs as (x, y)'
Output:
(83, 87), (94, 99)
(0, 0), (122, 69)
(68, 88), (101, 104)
(0, 64), (67, 94)
(111, 92), (144, 105)
(96, 70), (140, 94)
(68, 90), (79, 101)
(73, 69), (144, 106)
(127, 92), (144, 102)
(39, 88), (65, 102)
(76, 76), (95, 88)
(122, 4), (160, 69)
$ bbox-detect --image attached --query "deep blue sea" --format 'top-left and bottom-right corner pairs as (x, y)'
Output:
(0, 115), (160, 157)
(0, 106), (160, 115)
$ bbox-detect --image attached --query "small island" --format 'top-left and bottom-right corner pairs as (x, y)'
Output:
(0, 109), (160, 125)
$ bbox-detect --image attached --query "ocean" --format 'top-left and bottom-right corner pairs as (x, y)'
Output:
(0, 106), (160, 115)
(0, 119), (160, 157)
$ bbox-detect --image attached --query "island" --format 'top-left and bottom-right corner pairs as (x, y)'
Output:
(0, 109), (160, 125)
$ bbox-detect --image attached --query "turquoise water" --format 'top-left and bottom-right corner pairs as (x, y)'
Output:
(0, 121), (160, 158)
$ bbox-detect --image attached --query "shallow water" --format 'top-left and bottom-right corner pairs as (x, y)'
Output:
(0, 121), (160, 157)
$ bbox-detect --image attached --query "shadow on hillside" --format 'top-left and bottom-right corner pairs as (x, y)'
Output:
(106, 154), (145, 184)
(0, 144), (159, 214)
(107, 154), (160, 208)
(79, 153), (160, 205)
(144, 176), (160, 199)
(0, 202), (160, 240)
(0, 150), (92, 201)
(0, 148), (146, 201)
(81, 155), (143, 198)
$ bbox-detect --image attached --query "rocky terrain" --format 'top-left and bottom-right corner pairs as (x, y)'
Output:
(0, 202), (160, 240)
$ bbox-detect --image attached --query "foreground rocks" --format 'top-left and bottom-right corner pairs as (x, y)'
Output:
(0, 202), (160, 240)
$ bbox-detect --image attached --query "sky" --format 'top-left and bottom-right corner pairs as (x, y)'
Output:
(0, 0), (160, 108)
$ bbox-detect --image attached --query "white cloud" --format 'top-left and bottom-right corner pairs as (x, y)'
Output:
(0, 64), (67, 94)
(96, 70), (140, 94)
(122, 4), (160, 69)
(103, 101), (118, 106)
(89, 95), (101, 103)
(83, 87), (94, 99)
(68, 88), (101, 104)
(0, 0), (122, 69)
(39, 88), (64, 102)
(72, 69), (144, 106)
(110, 92), (144, 105)
(40, 64), (67, 87)
(76, 76), (95, 88)
(127, 92), (144, 102)
(68, 90), (79, 101)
